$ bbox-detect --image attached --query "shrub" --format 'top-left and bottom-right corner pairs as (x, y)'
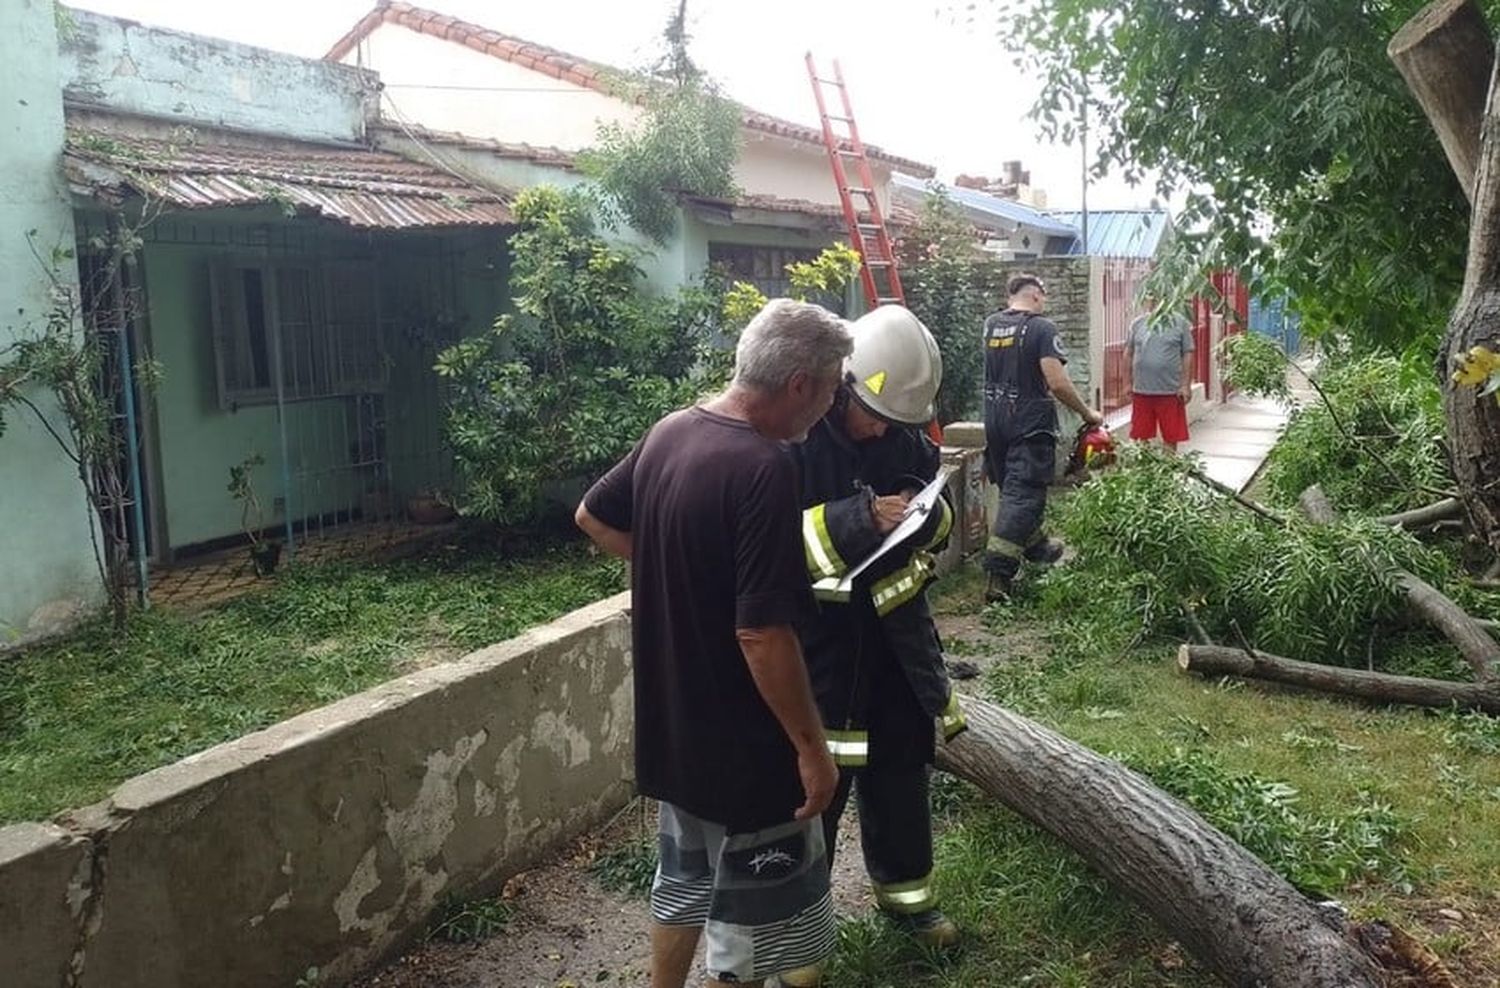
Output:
(435, 187), (715, 523)
(896, 186), (1005, 424)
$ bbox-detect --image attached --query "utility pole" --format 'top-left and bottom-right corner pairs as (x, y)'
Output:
(1079, 74), (1090, 253)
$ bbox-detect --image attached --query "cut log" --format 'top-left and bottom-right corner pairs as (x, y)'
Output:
(1388, 0), (1494, 202)
(1376, 497), (1465, 529)
(1179, 643), (1500, 714)
(1298, 485), (1500, 680)
(936, 696), (1386, 987)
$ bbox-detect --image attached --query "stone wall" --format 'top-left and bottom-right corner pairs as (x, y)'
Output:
(0, 593), (635, 988)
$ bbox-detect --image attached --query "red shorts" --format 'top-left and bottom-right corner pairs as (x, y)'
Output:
(1130, 392), (1189, 443)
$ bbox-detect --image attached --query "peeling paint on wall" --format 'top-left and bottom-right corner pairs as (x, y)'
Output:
(531, 711), (592, 769)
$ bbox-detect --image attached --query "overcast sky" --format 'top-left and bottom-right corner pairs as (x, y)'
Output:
(69, 0), (1163, 211)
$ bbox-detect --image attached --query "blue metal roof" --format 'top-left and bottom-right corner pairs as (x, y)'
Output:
(1048, 209), (1171, 259)
(892, 172), (1078, 237)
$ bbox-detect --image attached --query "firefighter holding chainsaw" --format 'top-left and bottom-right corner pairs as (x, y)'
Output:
(776, 305), (966, 987)
(982, 273), (1104, 603)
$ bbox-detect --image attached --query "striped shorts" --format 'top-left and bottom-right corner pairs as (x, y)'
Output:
(652, 802), (836, 983)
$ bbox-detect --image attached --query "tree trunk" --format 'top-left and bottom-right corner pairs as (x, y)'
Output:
(1392, 1), (1500, 555)
(1297, 485), (1500, 679)
(1388, 0), (1494, 202)
(1376, 497), (1464, 530)
(1179, 643), (1500, 714)
(935, 696), (1386, 987)
(1441, 293), (1500, 557)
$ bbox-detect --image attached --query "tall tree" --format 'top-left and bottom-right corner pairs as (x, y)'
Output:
(987, 0), (1500, 346)
(580, 1), (741, 244)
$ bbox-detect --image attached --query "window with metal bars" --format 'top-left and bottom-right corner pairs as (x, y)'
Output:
(209, 259), (385, 409)
(707, 243), (846, 314)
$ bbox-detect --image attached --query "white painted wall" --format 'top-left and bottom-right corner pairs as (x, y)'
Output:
(734, 133), (893, 212)
(342, 22), (883, 209)
(345, 24), (640, 151)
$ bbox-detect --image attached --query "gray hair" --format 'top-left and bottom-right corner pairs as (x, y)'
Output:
(733, 299), (852, 392)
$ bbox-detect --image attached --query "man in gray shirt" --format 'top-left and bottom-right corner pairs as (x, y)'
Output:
(1124, 306), (1195, 451)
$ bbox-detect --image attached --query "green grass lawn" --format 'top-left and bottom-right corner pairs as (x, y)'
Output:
(0, 534), (625, 824)
(817, 565), (1500, 987)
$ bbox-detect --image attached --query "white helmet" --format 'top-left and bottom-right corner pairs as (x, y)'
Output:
(846, 304), (943, 425)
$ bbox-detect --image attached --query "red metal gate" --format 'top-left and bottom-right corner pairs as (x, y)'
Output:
(1192, 270), (1248, 393)
(1100, 258), (1152, 414)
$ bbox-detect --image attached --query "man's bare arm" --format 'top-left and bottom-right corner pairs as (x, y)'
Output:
(737, 625), (837, 820)
(1040, 356), (1103, 425)
(574, 502), (633, 559)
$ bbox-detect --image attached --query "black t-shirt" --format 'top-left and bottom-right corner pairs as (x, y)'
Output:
(583, 406), (812, 832)
(983, 308), (1066, 399)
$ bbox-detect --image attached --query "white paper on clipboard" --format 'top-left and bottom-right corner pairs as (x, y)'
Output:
(834, 465), (954, 594)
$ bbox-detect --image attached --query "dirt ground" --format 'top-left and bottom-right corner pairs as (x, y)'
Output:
(353, 803), (878, 988)
(353, 611), (1003, 988)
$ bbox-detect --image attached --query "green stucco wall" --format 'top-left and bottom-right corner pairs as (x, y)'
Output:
(0, 0), (102, 647)
(134, 218), (506, 553)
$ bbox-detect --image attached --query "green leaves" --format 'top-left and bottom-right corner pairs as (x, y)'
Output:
(579, 73), (740, 244)
(988, 0), (1479, 349)
(895, 185), (1005, 424)
(436, 187), (714, 524)
(1261, 355), (1449, 515)
(1053, 446), (1447, 666)
(1127, 749), (1406, 896)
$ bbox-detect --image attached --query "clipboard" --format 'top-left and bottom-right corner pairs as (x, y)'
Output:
(832, 465), (954, 594)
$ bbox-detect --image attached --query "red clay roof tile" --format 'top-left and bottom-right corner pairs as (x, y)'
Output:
(323, 2), (935, 176)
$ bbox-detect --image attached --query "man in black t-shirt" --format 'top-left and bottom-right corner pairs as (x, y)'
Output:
(982, 273), (1103, 603)
(577, 299), (851, 988)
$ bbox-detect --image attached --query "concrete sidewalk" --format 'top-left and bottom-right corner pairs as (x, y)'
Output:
(1179, 394), (1291, 492)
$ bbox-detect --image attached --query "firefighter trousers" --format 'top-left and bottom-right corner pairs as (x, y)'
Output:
(822, 762), (937, 915)
(984, 433), (1056, 580)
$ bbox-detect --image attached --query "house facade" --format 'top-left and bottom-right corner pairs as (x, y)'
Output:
(2, 7), (520, 643)
(324, 1), (934, 299)
(1, 3), (934, 643)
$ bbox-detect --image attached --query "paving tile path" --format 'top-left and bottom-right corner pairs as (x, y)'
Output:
(1179, 394), (1291, 493)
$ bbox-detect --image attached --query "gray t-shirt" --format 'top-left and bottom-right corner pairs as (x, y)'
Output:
(1127, 314), (1195, 395)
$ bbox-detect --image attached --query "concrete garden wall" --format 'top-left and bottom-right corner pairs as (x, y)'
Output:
(0, 446), (987, 988)
(0, 592), (635, 988)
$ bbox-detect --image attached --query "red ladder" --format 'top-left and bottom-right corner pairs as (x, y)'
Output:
(807, 55), (944, 443)
(805, 53), (905, 311)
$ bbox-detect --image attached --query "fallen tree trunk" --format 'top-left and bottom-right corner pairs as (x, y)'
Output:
(936, 696), (1386, 987)
(1376, 497), (1465, 530)
(1178, 643), (1500, 714)
(1388, 0), (1494, 202)
(1298, 485), (1500, 680)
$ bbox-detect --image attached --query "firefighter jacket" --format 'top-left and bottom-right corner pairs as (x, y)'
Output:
(789, 399), (967, 769)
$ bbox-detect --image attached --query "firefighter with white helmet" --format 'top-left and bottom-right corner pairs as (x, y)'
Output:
(777, 304), (966, 986)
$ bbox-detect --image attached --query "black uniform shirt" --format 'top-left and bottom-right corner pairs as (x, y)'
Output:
(983, 308), (1067, 399)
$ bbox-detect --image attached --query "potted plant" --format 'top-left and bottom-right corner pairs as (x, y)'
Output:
(228, 453), (282, 576)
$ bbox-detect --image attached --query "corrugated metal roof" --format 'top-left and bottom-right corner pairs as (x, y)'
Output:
(64, 124), (514, 229)
(891, 173), (1078, 237)
(1049, 209), (1170, 259)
